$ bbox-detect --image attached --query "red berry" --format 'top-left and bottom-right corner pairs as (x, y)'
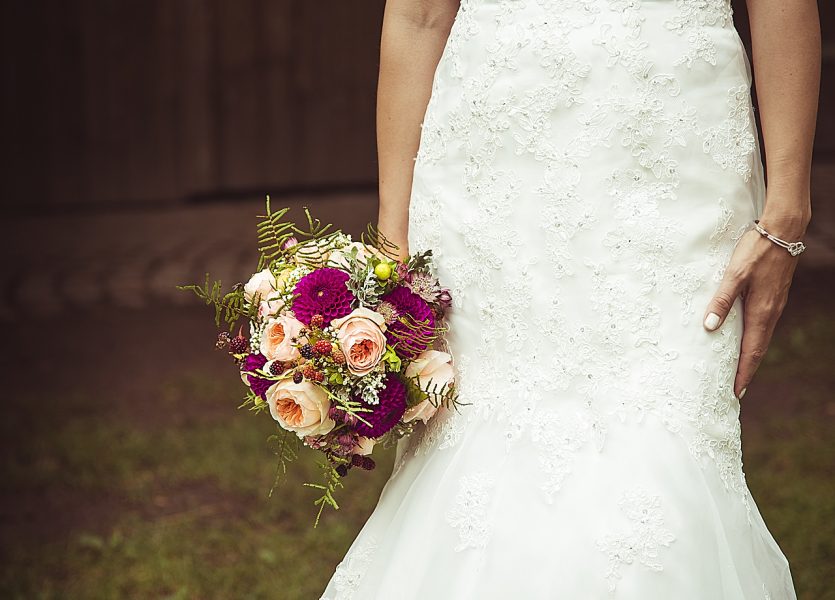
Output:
(332, 348), (346, 365)
(302, 365), (324, 382)
(314, 340), (333, 356)
(310, 314), (325, 329)
(293, 371), (303, 384)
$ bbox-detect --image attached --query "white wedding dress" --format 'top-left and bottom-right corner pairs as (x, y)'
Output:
(321, 1), (797, 598)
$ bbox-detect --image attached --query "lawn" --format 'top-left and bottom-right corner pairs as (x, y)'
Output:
(0, 276), (832, 599)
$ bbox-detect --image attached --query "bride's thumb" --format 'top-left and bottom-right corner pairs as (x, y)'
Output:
(703, 273), (743, 332)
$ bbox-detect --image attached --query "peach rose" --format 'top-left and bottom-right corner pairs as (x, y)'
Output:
(266, 378), (335, 438)
(244, 269), (277, 303)
(352, 436), (376, 456)
(260, 314), (306, 362)
(403, 350), (454, 423)
(331, 307), (388, 376)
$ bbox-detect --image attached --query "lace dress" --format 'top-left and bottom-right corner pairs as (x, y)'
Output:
(321, 1), (796, 598)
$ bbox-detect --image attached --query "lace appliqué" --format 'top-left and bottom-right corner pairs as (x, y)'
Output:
(408, 190), (444, 267)
(701, 84), (757, 182)
(597, 488), (676, 593)
(666, 0), (734, 68)
(445, 0), (481, 80)
(413, 406), (466, 457)
(446, 471), (496, 552)
(532, 410), (600, 502)
(322, 536), (378, 600)
(688, 307), (753, 521)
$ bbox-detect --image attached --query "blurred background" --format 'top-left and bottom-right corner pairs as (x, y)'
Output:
(1, 1), (833, 598)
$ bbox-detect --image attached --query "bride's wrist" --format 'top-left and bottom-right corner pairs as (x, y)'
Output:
(757, 211), (811, 241)
(759, 190), (811, 240)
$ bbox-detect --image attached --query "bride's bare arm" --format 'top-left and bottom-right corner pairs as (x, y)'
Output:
(703, 0), (820, 398)
(376, 0), (459, 259)
(749, 0), (820, 236)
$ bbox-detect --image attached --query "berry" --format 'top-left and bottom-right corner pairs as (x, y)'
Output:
(299, 343), (315, 359)
(314, 340), (333, 356)
(310, 314), (325, 329)
(374, 262), (393, 281)
(335, 464), (349, 477)
(293, 371), (303, 384)
(351, 455), (376, 470)
(303, 365), (324, 382)
(332, 348), (346, 365)
(269, 361), (285, 376)
(229, 334), (248, 354)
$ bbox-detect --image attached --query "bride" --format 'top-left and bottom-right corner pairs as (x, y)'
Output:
(321, 0), (819, 598)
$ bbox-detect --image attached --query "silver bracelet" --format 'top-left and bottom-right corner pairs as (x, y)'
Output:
(752, 220), (806, 257)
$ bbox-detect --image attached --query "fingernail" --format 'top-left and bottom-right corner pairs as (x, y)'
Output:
(704, 313), (721, 331)
(739, 387), (747, 400)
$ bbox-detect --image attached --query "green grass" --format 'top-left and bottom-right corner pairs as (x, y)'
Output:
(0, 312), (832, 599)
(742, 312), (835, 599)
(0, 373), (394, 600)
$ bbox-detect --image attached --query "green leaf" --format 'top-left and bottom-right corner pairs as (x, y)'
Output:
(381, 345), (402, 372)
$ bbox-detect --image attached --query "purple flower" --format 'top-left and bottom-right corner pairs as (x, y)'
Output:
(378, 285), (435, 359)
(353, 374), (407, 438)
(396, 262), (411, 282)
(291, 267), (354, 326)
(241, 353), (272, 399)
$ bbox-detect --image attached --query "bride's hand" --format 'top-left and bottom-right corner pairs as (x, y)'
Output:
(702, 219), (803, 400)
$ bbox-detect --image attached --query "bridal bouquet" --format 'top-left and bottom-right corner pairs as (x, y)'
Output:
(180, 197), (458, 523)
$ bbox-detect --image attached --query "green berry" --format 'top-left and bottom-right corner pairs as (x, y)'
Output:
(374, 262), (393, 281)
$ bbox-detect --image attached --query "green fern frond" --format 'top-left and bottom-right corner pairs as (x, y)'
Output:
(387, 314), (446, 348)
(256, 196), (296, 269)
(177, 274), (253, 330)
(267, 429), (301, 498)
(361, 222), (403, 261)
(303, 459), (346, 527)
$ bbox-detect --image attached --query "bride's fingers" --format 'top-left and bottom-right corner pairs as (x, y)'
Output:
(734, 296), (779, 399)
(703, 268), (744, 332)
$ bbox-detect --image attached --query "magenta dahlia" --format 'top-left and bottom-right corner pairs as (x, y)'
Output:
(291, 267), (354, 326)
(241, 353), (272, 399)
(377, 286), (435, 359)
(353, 374), (407, 438)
